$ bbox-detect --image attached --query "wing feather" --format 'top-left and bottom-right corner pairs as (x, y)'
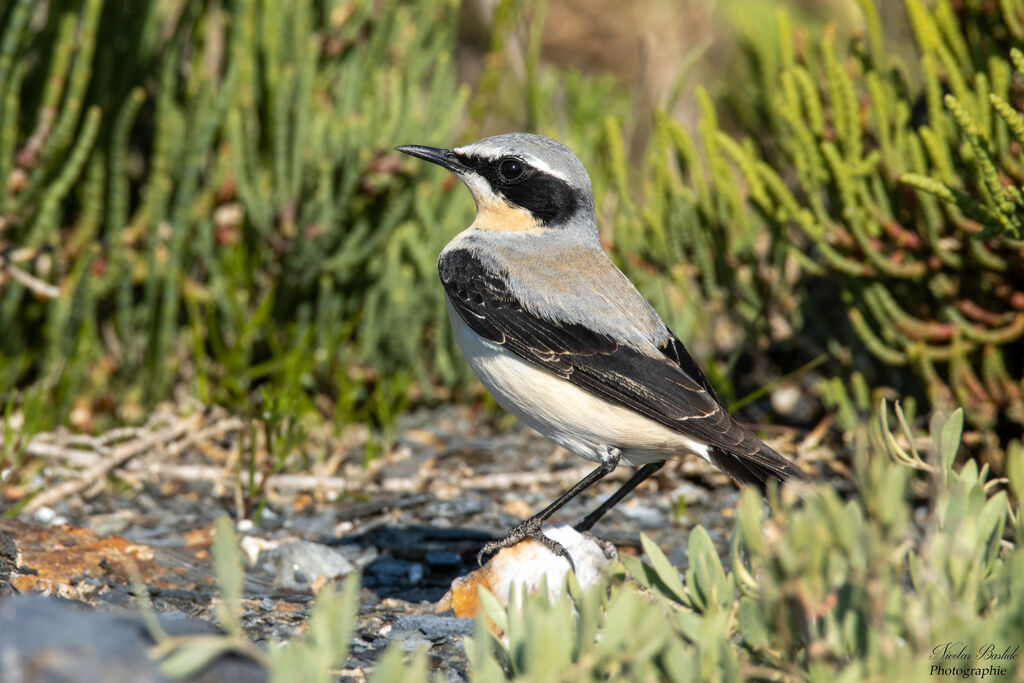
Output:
(439, 248), (806, 486)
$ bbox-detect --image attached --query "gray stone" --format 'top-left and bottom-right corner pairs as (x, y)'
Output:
(89, 512), (131, 537)
(613, 503), (669, 529)
(390, 614), (475, 640)
(0, 595), (265, 683)
(259, 540), (356, 592)
(332, 543), (379, 568)
(398, 634), (434, 652)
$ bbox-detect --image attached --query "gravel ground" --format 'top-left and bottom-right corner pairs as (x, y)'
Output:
(0, 404), (835, 681)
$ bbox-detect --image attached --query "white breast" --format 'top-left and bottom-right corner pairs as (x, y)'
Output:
(446, 298), (710, 466)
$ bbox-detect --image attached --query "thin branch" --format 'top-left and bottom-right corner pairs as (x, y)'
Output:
(2, 263), (60, 299)
(22, 414), (202, 513)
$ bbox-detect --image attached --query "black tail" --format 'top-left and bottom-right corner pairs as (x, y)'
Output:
(707, 442), (810, 493)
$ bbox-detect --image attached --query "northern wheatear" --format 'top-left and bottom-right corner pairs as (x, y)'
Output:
(396, 133), (807, 565)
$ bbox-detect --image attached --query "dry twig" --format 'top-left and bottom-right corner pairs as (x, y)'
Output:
(1, 263), (60, 299)
(23, 414), (202, 513)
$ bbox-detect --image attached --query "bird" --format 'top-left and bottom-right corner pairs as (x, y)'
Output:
(395, 133), (807, 567)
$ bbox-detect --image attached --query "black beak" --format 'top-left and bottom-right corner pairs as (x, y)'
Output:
(394, 145), (467, 173)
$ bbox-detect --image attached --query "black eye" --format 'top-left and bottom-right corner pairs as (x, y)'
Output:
(498, 157), (525, 181)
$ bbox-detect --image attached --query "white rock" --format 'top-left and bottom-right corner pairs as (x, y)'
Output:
(32, 507), (56, 525)
(240, 535), (280, 566)
(441, 523), (618, 619)
(486, 523), (614, 605)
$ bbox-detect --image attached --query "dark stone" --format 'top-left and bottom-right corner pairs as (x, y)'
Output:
(98, 583), (133, 606)
(424, 551), (462, 567)
(365, 556), (421, 586)
(390, 614), (475, 641)
(0, 595), (267, 683)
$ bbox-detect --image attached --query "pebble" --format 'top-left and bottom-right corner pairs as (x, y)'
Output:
(398, 634), (434, 652)
(613, 503), (669, 529)
(259, 539), (356, 592)
(32, 507), (56, 525)
(332, 543), (379, 568)
(365, 555), (428, 587)
(287, 511), (348, 538)
(771, 381), (816, 423)
(89, 511), (131, 536)
(668, 482), (710, 505)
(390, 614), (475, 640)
(425, 550), (462, 566)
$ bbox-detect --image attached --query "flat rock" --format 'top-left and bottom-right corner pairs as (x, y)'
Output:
(390, 614), (475, 640)
(0, 595), (265, 683)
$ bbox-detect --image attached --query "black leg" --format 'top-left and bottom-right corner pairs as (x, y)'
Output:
(477, 447), (621, 568)
(574, 460), (666, 532)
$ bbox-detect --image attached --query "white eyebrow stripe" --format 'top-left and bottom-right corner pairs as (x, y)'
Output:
(453, 143), (574, 184)
(518, 156), (572, 183)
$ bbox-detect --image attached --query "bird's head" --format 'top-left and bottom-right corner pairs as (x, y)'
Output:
(396, 133), (595, 235)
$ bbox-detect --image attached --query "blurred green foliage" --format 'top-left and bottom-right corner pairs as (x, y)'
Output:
(177, 403), (1023, 681)
(0, 0), (482, 433)
(2, 0), (1024, 458)
(623, 0), (1024, 434)
(0, 0), (634, 447)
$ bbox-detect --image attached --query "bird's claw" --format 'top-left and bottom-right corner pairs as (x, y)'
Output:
(476, 517), (576, 571)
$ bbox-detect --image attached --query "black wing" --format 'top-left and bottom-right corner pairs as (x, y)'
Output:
(439, 248), (806, 488)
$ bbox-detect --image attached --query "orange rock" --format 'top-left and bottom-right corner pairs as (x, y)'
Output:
(183, 526), (215, 550)
(442, 566), (495, 619)
(0, 518), (212, 602)
(437, 524), (615, 621)
(2, 486), (26, 501)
